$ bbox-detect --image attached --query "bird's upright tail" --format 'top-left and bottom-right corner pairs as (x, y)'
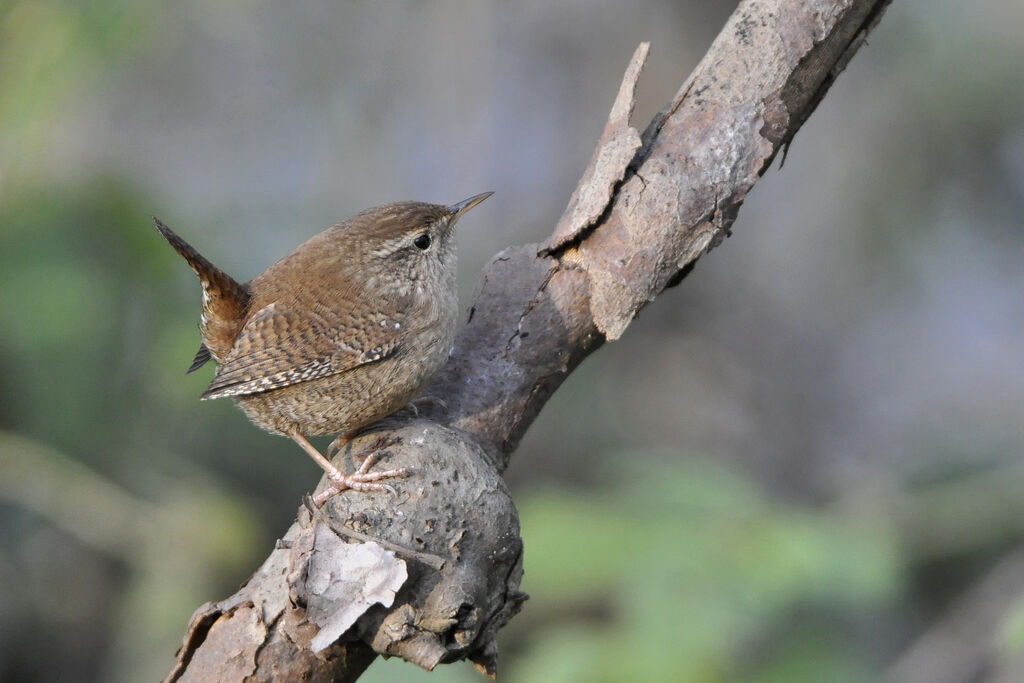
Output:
(154, 218), (250, 367)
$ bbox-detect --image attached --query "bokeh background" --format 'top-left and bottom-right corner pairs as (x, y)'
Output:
(2, 1), (1023, 681)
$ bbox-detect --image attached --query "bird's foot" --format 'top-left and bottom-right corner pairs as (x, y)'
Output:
(313, 439), (409, 506)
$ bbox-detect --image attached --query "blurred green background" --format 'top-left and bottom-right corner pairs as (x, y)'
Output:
(1, 1), (1023, 681)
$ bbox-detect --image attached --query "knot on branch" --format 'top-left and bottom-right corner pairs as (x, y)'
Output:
(292, 420), (527, 676)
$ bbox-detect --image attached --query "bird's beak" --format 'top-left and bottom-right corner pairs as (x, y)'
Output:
(447, 191), (494, 219)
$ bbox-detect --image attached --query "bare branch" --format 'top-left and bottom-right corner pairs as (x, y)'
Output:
(166, 1), (893, 680)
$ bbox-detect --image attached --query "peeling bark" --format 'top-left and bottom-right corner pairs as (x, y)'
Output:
(165, 1), (893, 680)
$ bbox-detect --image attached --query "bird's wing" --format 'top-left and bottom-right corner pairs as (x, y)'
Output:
(201, 299), (407, 400)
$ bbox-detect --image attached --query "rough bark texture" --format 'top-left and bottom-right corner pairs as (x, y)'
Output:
(165, 1), (893, 680)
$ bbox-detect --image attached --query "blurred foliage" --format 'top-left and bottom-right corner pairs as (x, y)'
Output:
(1001, 596), (1024, 659)
(364, 455), (898, 683)
(0, 0), (152, 188)
(0, 430), (262, 682)
(510, 457), (898, 683)
(999, 602), (1024, 679)
(1, 182), (158, 454)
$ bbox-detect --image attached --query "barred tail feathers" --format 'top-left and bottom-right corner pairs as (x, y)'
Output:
(154, 218), (250, 364)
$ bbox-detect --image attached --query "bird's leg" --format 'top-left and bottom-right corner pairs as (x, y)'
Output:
(287, 430), (409, 506)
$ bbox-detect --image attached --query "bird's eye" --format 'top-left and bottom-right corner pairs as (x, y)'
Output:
(413, 233), (431, 250)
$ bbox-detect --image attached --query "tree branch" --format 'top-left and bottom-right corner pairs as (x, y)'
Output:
(165, 1), (893, 680)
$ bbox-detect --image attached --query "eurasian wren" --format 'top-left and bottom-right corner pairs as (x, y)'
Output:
(155, 193), (491, 503)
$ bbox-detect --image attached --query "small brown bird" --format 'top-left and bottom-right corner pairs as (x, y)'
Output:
(156, 193), (491, 504)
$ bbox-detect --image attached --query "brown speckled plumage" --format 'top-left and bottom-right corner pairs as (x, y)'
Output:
(155, 193), (492, 502)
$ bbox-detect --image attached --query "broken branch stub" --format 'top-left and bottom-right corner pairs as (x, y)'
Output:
(547, 42), (649, 251)
(300, 421), (526, 675)
(167, 421), (525, 681)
